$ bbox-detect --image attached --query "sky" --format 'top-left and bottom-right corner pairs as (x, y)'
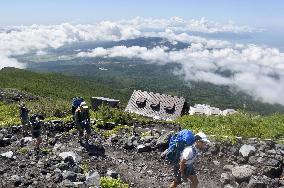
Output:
(0, 0), (283, 29)
(1, 0), (284, 106)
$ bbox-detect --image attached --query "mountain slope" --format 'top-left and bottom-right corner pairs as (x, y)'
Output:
(0, 67), (129, 103)
(27, 60), (284, 115)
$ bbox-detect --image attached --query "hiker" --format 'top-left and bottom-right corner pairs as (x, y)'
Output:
(72, 97), (85, 120)
(19, 102), (30, 135)
(168, 131), (210, 188)
(30, 114), (45, 150)
(74, 101), (91, 144)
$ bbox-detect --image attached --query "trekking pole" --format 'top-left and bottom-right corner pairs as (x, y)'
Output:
(132, 118), (136, 135)
(43, 121), (49, 147)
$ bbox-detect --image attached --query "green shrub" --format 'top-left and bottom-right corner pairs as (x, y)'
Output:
(18, 147), (28, 155)
(92, 105), (149, 125)
(0, 99), (71, 127)
(176, 112), (284, 141)
(100, 177), (129, 188)
(141, 130), (152, 138)
(0, 102), (20, 127)
(26, 98), (70, 118)
(101, 125), (131, 138)
(80, 160), (90, 174)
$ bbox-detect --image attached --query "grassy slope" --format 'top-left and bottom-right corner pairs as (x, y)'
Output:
(30, 60), (284, 115)
(0, 68), (128, 126)
(0, 67), (128, 102)
(177, 113), (284, 141)
(1, 67), (284, 141)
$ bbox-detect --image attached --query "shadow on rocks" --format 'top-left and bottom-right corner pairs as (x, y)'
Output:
(83, 143), (105, 157)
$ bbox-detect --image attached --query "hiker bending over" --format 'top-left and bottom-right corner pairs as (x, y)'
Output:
(19, 102), (30, 136)
(30, 114), (45, 150)
(169, 131), (210, 188)
(74, 101), (91, 144)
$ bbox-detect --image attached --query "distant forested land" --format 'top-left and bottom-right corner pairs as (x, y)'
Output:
(26, 59), (284, 115)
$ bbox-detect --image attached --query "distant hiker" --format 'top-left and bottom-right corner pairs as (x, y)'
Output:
(19, 102), (30, 135)
(74, 101), (91, 144)
(30, 114), (45, 149)
(165, 130), (210, 188)
(72, 97), (85, 119)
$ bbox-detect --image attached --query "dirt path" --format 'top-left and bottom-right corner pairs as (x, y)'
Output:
(1, 123), (282, 188)
(94, 139), (222, 188)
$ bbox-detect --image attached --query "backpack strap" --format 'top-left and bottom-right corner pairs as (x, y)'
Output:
(188, 146), (197, 160)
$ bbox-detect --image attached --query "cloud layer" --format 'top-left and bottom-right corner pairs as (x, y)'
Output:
(77, 41), (284, 105)
(0, 17), (283, 106)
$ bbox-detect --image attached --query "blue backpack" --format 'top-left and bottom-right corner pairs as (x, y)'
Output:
(165, 130), (195, 164)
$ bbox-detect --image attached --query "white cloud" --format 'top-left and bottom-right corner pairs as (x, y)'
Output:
(1, 17), (284, 106)
(119, 17), (260, 34)
(0, 54), (25, 69)
(0, 17), (258, 66)
(36, 50), (47, 56)
(77, 41), (284, 105)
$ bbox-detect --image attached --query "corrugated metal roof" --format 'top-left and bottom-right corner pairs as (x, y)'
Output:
(125, 90), (187, 121)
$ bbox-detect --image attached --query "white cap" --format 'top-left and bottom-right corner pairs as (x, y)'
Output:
(196, 132), (210, 143)
(80, 101), (87, 106)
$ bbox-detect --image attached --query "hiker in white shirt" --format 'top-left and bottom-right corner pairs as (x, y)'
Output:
(170, 132), (210, 188)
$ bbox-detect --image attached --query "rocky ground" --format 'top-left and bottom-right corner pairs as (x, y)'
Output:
(0, 120), (284, 188)
(0, 88), (38, 103)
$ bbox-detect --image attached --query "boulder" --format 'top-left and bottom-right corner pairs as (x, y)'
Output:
(62, 170), (77, 182)
(267, 149), (276, 155)
(106, 169), (119, 179)
(258, 157), (281, 167)
(64, 156), (75, 165)
(239, 144), (256, 158)
(223, 165), (234, 171)
(50, 172), (63, 183)
(23, 137), (33, 143)
(247, 175), (279, 188)
(231, 165), (256, 182)
(141, 136), (154, 143)
(224, 185), (235, 188)
(279, 179), (284, 186)
(0, 167), (8, 175)
(229, 146), (239, 156)
(0, 135), (11, 147)
(155, 132), (172, 151)
(137, 144), (151, 153)
(59, 179), (76, 187)
(207, 143), (219, 155)
(10, 175), (22, 187)
(59, 151), (82, 163)
(248, 156), (259, 166)
(213, 160), (220, 166)
(123, 139), (134, 150)
(1, 151), (14, 159)
(76, 173), (86, 182)
(261, 166), (282, 178)
(85, 170), (100, 187)
(220, 172), (231, 185)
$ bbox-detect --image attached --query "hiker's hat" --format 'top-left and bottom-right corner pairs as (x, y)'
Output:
(80, 101), (87, 107)
(196, 132), (210, 143)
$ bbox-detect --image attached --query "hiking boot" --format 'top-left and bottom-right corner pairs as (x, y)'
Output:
(84, 140), (90, 148)
(34, 147), (41, 155)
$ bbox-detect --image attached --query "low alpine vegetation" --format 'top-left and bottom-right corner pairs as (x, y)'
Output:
(100, 177), (129, 188)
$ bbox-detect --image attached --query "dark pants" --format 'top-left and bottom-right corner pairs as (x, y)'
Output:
(21, 118), (29, 133)
(76, 122), (91, 135)
(174, 163), (196, 184)
(32, 129), (41, 138)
